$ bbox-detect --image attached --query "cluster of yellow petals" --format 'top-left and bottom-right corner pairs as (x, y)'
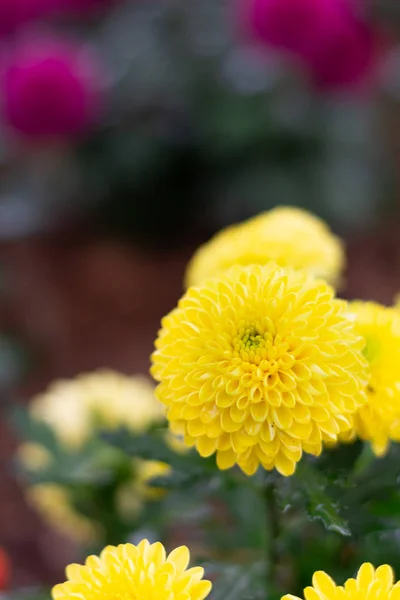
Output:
(151, 263), (367, 476)
(185, 206), (344, 289)
(283, 563), (400, 600)
(52, 540), (212, 600)
(342, 302), (400, 456)
(30, 370), (165, 450)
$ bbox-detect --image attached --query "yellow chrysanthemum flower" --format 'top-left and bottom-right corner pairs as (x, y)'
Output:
(151, 263), (367, 476)
(282, 563), (399, 600)
(185, 206), (344, 289)
(52, 540), (212, 600)
(17, 442), (53, 471)
(30, 370), (165, 450)
(343, 302), (400, 456)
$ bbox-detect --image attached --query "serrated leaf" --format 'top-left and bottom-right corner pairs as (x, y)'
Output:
(295, 460), (351, 537)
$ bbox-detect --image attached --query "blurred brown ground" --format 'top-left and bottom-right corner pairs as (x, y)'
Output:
(1, 218), (400, 587)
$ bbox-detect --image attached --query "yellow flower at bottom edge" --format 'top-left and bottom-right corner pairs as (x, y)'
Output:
(343, 301), (400, 456)
(282, 563), (400, 600)
(185, 206), (344, 289)
(151, 263), (368, 477)
(52, 540), (212, 600)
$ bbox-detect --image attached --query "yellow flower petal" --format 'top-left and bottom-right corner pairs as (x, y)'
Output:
(305, 587), (323, 600)
(376, 566), (394, 590)
(312, 571), (337, 598)
(357, 564), (375, 589)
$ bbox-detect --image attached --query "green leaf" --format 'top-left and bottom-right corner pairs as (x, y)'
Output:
(206, 561), (265, 600)
(103, 428), (181, 463)
(103, 428), (218, 476)
(294, 460), (351, 537)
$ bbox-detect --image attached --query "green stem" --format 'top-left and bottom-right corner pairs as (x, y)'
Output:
(264, 482), (280, 593)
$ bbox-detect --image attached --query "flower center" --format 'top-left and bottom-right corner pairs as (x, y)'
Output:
(233, 320), (281, 366)
(240, 327), (265, 349)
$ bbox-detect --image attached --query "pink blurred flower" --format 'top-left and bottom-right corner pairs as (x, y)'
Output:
(60, 0), (115, 14)
(246, 0), (378, 90)
(307, 6), (377, 90)
(247, 0), (336, 57)
(2, 36), (105, 139)
(0, 0), (60, 35)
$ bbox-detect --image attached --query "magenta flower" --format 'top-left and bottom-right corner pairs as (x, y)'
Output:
(247, 0), (335, 57)
(246, 0), (378, 90)
(307, 6), (377, 90)
(2, 36), (105, 139)
(60, 0), (115, 14)
(0, 0), (60, 35)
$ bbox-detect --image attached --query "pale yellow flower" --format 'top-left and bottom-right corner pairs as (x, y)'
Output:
(17, 442), (53, 471)
(30, 370), (165, 450)
(30, 379), (92, 450)
(84, 371), (165, 433)
(152, 263), (367, 476)
(282, 563), (399, 600)
(185, 206), (344, 288)
(343, 301), (400, 456)
(52, 540), (212, 600)
(27, 484), (100, 545)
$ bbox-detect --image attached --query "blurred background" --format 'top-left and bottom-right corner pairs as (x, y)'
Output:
(1, 0), (400, 589)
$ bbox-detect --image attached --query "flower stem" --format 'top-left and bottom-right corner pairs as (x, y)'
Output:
(264, 481), (280, 593)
